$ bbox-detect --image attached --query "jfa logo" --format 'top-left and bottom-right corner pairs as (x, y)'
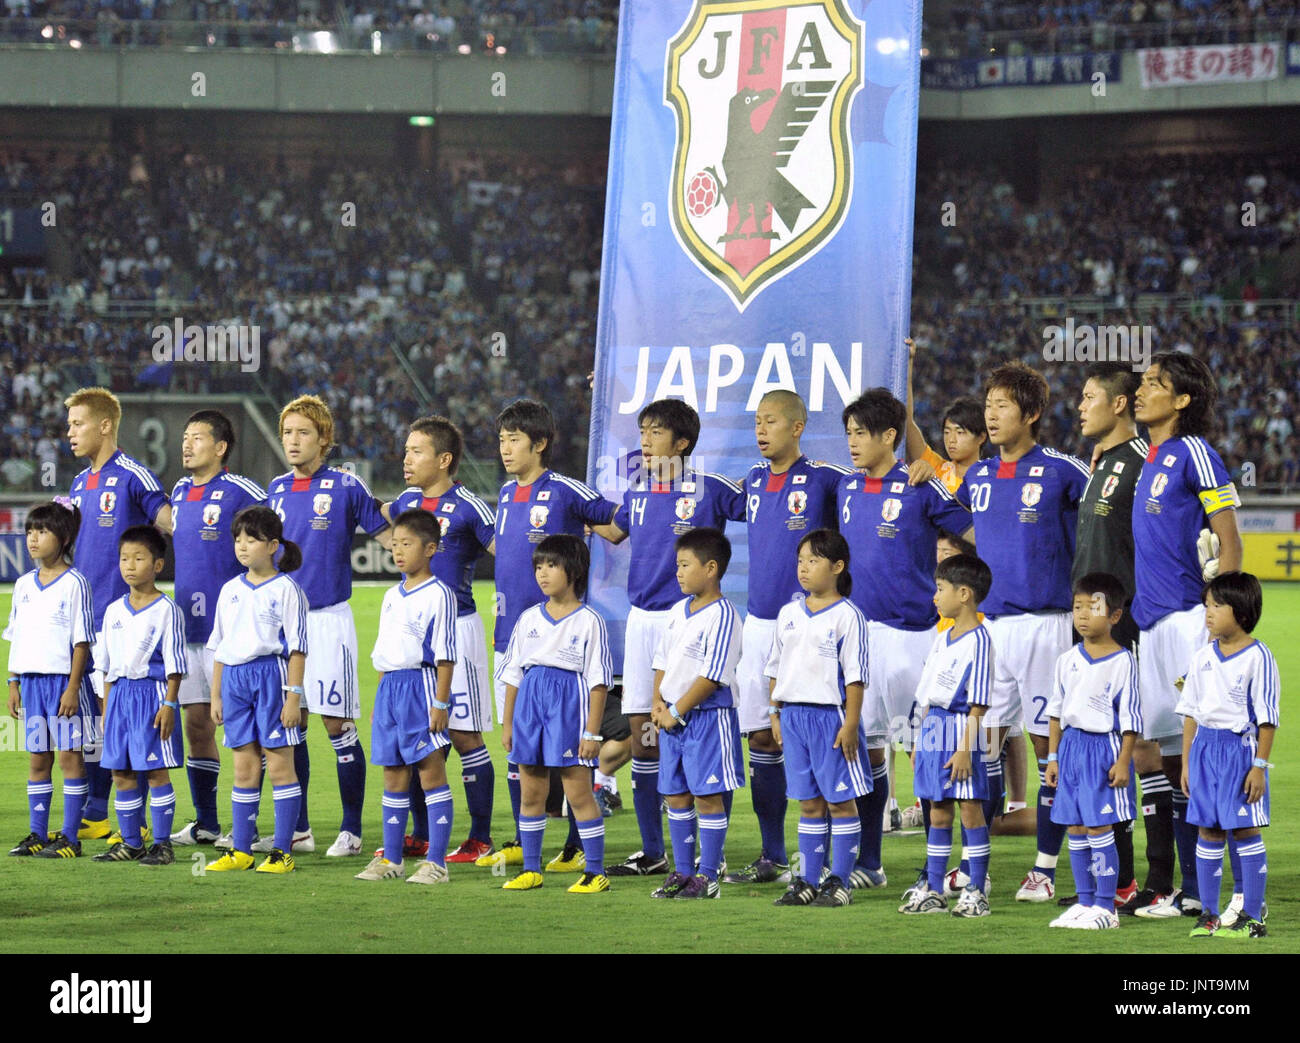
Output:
(529, 505), (550, 529)
(99, 491), (116, 514)
(787, 489), (807, 515)
(437, 516), (450, 538)
(1151, 473), (1168, 498)
(1101, 475), (1119, 499)
(313, 493), (332, 516)
(675, 497), (697, 521)
(880, 497), (901, 522)
(1020, 482), (1042, 507)
(664, 0), (864, 311)
(202, 504), (221, 527)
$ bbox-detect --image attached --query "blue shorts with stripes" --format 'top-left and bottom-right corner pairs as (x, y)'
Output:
(101, 678), (183, 772)
(18, 672), (97, 753)
(781, 703), (870, 803)
(510, 665), (592, 768)
(221, 656), (301, 750)
(912, 705), (989, 803)
(371, 668), (451, 767)
(659, 706), (744, 796)
(1187, 726), (1269, 830)
(1050, 727), (1136, 827)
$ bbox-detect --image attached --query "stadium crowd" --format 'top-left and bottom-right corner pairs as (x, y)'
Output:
(2, 145), (1299, 492)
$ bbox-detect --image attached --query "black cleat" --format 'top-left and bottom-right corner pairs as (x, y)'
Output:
(811, 875), (853, 907)
(773, 878), (818, 906)
(139, 841), (175, 866)
(92, 841), (145, 862)
(9, 831), (47, 856)
(606, 850), (669, 877)
(34, 832), (82, 858)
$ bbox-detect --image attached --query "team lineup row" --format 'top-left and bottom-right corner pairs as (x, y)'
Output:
(2, 347), (1280, 933)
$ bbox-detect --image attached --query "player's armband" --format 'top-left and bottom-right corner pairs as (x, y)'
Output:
(1197, 483), (1241, 515)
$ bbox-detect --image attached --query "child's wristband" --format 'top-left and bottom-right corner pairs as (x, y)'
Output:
(6, 676), (18, 685)
(1253, 757), (1273, 770)
(669, 702), (686, 726)
(162, 699), (180, 710)
(1046, 753), (1058, 762)
(581, 731), (603, 742)
(282, 685), (305, 696)
(767, 705), (781, 717)
(431, 697), (452, 712)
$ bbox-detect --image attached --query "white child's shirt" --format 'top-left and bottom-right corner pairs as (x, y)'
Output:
(1047, 644), (1142, 735)
(4, 568), (94, 675)
(207, 573), (310, 667)
(1174, 639), (1280, 734)
(496, 603), (612, 694)
(371, 576), (458, 672)
(914, 623), (994, 715)
(764, 597), (868, 706)
(652, 595), (742, 712)
(101, 593), (187, 682)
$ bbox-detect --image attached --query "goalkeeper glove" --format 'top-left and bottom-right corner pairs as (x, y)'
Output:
(1196, 527), (1221, 582)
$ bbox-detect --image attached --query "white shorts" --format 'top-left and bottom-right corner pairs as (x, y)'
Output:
(449, 612), (492, 734)
(985, 611), (1072, 737)
(621, 606), (672, 716)
(864, 622), (935, 749)
(1140, 605), (1207, 750)
(303, 603), (361, 719)
(735, 614), (777, 735)
(494, 671), (508, 730)
(179, 643), (217, 706)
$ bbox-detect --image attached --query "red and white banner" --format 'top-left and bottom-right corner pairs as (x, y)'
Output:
(1138, 43), (1279, 89)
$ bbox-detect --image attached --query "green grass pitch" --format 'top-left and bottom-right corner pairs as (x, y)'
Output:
(0, 581), (1293, 953)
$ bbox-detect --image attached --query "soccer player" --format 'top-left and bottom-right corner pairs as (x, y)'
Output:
(590, 399), (745, 877)
(1130, 353), (1243, 919)
(904, 338), (988, 496)
(5, 501), (95, 859)
(953, 363), (1090, 903)
(766, 530), (870, 909)
(268, 395), (390, 857)
(92, 527), (187, 866)
(899, 553), (994, 917)
(837, 388), (972, 891)
(65, 387), (171, 840)
(1045, 573), (1141, 931)
(205, 506), (307, 874)
(1180, 572), (1278, 940)
(168, 410), (267, 849)
(383, 417), (497, 865)
(498, 534), (612, 894)
(727, 390), (851, 885)
(478, 399), (618, 871)
(646, 528), (743, 900)
(355, 509), (459, 885)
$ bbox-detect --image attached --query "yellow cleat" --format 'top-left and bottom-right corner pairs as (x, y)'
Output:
(205, 850), (255, 872)
(545, 844), (586, 873)
(502, 870), (545, 891)
(255, 849), (295, 874)
(476, 840), (524, 868)
(106, 825), (151, 847)
(567, 872), (611, 894)
(78, 818), (110, 841)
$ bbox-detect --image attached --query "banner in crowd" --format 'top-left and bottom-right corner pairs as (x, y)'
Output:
(1138, 43), (1280, 89)
(922, 52), (1118, 90)
(587, 0), (922, 660)
(1287, 42), (1300, 76)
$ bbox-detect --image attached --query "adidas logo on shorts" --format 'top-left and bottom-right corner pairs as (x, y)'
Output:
(269, 730), (281, 739)
(835, 782), (848, 792)
(147, 754), (158, 762)
(1100, 803), (1113, 814)
(706, 774), (719, 784)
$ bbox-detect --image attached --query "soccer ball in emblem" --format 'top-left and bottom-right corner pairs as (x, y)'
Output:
(313, 493), (332, 516)
(686, 170), (719, 218)
(787, 490), (807, 515)
(880, 498), (902, 522)
(529, 505), (550, 529)
(1020, 482), (1042, 507)
(675, 497), (696, 521)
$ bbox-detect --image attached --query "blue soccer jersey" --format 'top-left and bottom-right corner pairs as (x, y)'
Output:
(742, 456), (851, 621)
(389, 483), (496, 617)
(613, 469), (745, 612)
(68, 449), (169, 631)
(956, 445), (1090, 617)
(838, 462), (972, 629)
(267, 465), (388, 611)
(1131, 437), (1239, 630)
(171, 470), (267, 645)
(492, 470), (617, 651)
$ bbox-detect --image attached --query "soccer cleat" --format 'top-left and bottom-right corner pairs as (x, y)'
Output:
(214, 830), (257, 852)
(34, 832), (82, 859)
(205, 850), (255, 872)
(1216, 916), (1266, 940)
(477, 840), (524, 867)
(291, 829), (315, 853)
(900, 867), (928, 903)
(674, 873), (720, 900)
(171, 821), (220, 846)
(900, 803), (924, 829)
(723, 856), (791, 885)
(325, 830), (362, 857)
(1189, 912), (1220, 937)
(92, 841), (145, 862)
(403, 835), (429, 858)
(1118, 887), (1158, 916)
(502, 870), (545, 890)
(848, 866), (888, 890)
(1220, 894), (1266, 928)
(407, 860), (450, 885)
(951, 885), (990, 918)
(107, 825), (152, 847)
(446, 838), (493, 864)
(546, 844), (587, 873)
(1014, 870), (1055, 902)
(605, 789), (623, 811)
(593, 785), (615, 818)
(568, 871), (611, 894)
(139, 841), (175, 866)
(944, 867), (991, 898)
(899, 885), (947, 914)
(355, 855), (405, 881)
(255, 849), (295, 874)
(1113, 880), (1139, 909)
(9, 831), (47, 856)
(650, 871), (691, 899)
(251, 835), (276, 853)
(607, 850), (670, 877)
(1049, 903), (1092, 928)
(1133, 888), (1191, 919)
(77, 818), (110, 841)
(773, 878), (818, 906)
(1076, 906), (1120, 930)
(812, 875), (853, 907)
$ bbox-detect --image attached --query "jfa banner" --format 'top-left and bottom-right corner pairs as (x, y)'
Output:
(1138, 43), (1279, 89)
(587, 0), (922, 660)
